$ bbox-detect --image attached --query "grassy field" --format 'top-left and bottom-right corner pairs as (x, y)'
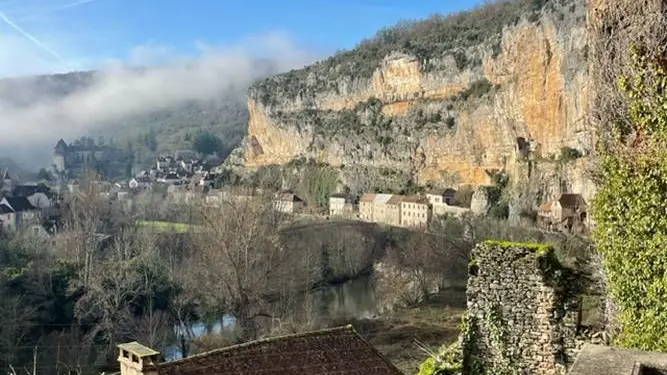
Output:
(349, 285), (467, 374)
(137, 220), (196, 233)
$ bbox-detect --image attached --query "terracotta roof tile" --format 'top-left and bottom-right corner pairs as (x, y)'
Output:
(401, 195), (429, 204)
(157, 326), (402, 375)
(360, 193), (376, 202)
(387, 195), (404, 205)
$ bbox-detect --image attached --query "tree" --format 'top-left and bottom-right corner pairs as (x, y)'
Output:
(193, 132), (223, 156)
(184, 197), (311, 341)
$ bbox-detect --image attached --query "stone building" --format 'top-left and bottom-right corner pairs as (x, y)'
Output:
(0, 196), (39, 232)
(538, 193), (588, 233)
(359, 193), (376, 221)
(464, 241), (584, 375)
(328, 194), (357, 217)
(273, 191), (305, 213)
(384, 195), (402, 226)
(400, 195), (430, 227)
(51, 138), (127, 177)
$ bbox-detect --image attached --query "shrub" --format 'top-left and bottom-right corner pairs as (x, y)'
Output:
(445, 116), (456, 129)
(456, 79), (495, 102)
(559, 146), (582, 162)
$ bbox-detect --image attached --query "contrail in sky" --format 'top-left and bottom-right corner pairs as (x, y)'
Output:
(0, 12), (68, 64)
(51, 0), (104, 11)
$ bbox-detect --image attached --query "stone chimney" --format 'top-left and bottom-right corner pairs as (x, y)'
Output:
(117, 342), (161, 375)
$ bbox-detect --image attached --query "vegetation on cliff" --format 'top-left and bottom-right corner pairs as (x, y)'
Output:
(252, 0), (576, 105)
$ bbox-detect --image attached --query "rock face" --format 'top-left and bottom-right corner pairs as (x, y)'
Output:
(229, 0), (596, 209)
(465, 241), (581, 375)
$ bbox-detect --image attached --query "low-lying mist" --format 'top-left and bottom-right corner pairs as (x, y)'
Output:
(0, 32), (319, 170)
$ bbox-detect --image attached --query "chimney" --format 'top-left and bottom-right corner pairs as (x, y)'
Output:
(117, 342), (160, 375)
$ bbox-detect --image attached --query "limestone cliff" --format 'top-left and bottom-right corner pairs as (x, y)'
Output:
(229, 0), (595, 208)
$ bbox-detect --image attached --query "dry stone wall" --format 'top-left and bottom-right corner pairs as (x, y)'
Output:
(463, 241), (581, 375)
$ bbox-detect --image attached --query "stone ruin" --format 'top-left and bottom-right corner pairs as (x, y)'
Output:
(462, 241), (584, 375)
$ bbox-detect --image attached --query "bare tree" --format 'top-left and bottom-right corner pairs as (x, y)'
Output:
(184, 196), (310, 341)
(74, 229), (141, 363)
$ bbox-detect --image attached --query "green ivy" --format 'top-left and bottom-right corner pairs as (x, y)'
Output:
(593, 45), (667, 350)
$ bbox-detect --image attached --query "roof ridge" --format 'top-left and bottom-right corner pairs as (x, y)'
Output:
(159, 325), (357, 366)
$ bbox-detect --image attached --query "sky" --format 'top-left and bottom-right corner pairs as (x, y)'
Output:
(0, 0), (484, 170)
(0, 0), (484, 76)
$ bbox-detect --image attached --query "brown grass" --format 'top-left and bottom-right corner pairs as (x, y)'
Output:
(344, 285), (467, 374)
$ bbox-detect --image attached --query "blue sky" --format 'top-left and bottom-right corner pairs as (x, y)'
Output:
(0, 0), (484, 76)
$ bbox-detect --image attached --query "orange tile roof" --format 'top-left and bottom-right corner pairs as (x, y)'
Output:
(360, 193), (377, 202)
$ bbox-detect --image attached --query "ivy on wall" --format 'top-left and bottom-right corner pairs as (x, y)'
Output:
(593, 45), (667, 350)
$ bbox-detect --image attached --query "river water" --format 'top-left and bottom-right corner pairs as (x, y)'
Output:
(163, 275), (377, 361)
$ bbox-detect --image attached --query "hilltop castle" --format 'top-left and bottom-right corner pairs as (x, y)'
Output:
(51, 138), (127, 178)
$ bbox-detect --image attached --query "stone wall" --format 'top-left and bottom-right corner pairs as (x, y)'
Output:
(463, 241), (581, 375)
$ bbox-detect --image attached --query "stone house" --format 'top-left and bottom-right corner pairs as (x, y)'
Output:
(0, 204), (15, 232)
(359, 193), (376, 221)
(370, 194), (394, 225)
(10, 184), (53, 210)
(273, 191), (305, 213)
(426, 188), (457, 206)
(0, 197), (39, 232)
(384, 195), (402, 226)
(116, 326), (402, 375)
(538, 193), (588, 232)
(400, 195), (431, 228)
(329, 194), (357, 217)
(220, 186), (261, 203)
(205, 189), (223, 206)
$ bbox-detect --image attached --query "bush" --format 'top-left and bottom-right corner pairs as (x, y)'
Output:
(559, 146), (582, 162)
(445, 116), (456, 129)
(455, 79), (495, 101)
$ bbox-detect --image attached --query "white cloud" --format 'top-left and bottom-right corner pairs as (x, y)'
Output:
(0, 31), (320, 168)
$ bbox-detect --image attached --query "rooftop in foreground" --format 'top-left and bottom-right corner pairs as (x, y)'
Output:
(568, 344), (667, 375)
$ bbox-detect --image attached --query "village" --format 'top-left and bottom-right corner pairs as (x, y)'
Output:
(0, 139), (592, 237)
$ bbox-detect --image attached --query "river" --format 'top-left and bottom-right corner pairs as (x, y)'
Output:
(163, 274), (377, 361)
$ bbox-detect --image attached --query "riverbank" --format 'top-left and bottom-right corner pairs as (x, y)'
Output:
(332, 285), (467, 374)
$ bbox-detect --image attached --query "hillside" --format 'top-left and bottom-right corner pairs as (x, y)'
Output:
(0, 58), (291, 170)
(226, 0), (596, 220)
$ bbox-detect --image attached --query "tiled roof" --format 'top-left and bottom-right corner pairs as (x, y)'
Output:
(157, 326), (402, 375)
(374, 194), (393, 204)
(387, 195), (404, 205)
(569, 344), (667, 375)
(360, 193), (376, 202)
(276, 192), (304, 202)
(2, 197), (36, 212)
(0, 204), (13, 214)
(13, 184), (51, 197)
(401, 195), (429, 204)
